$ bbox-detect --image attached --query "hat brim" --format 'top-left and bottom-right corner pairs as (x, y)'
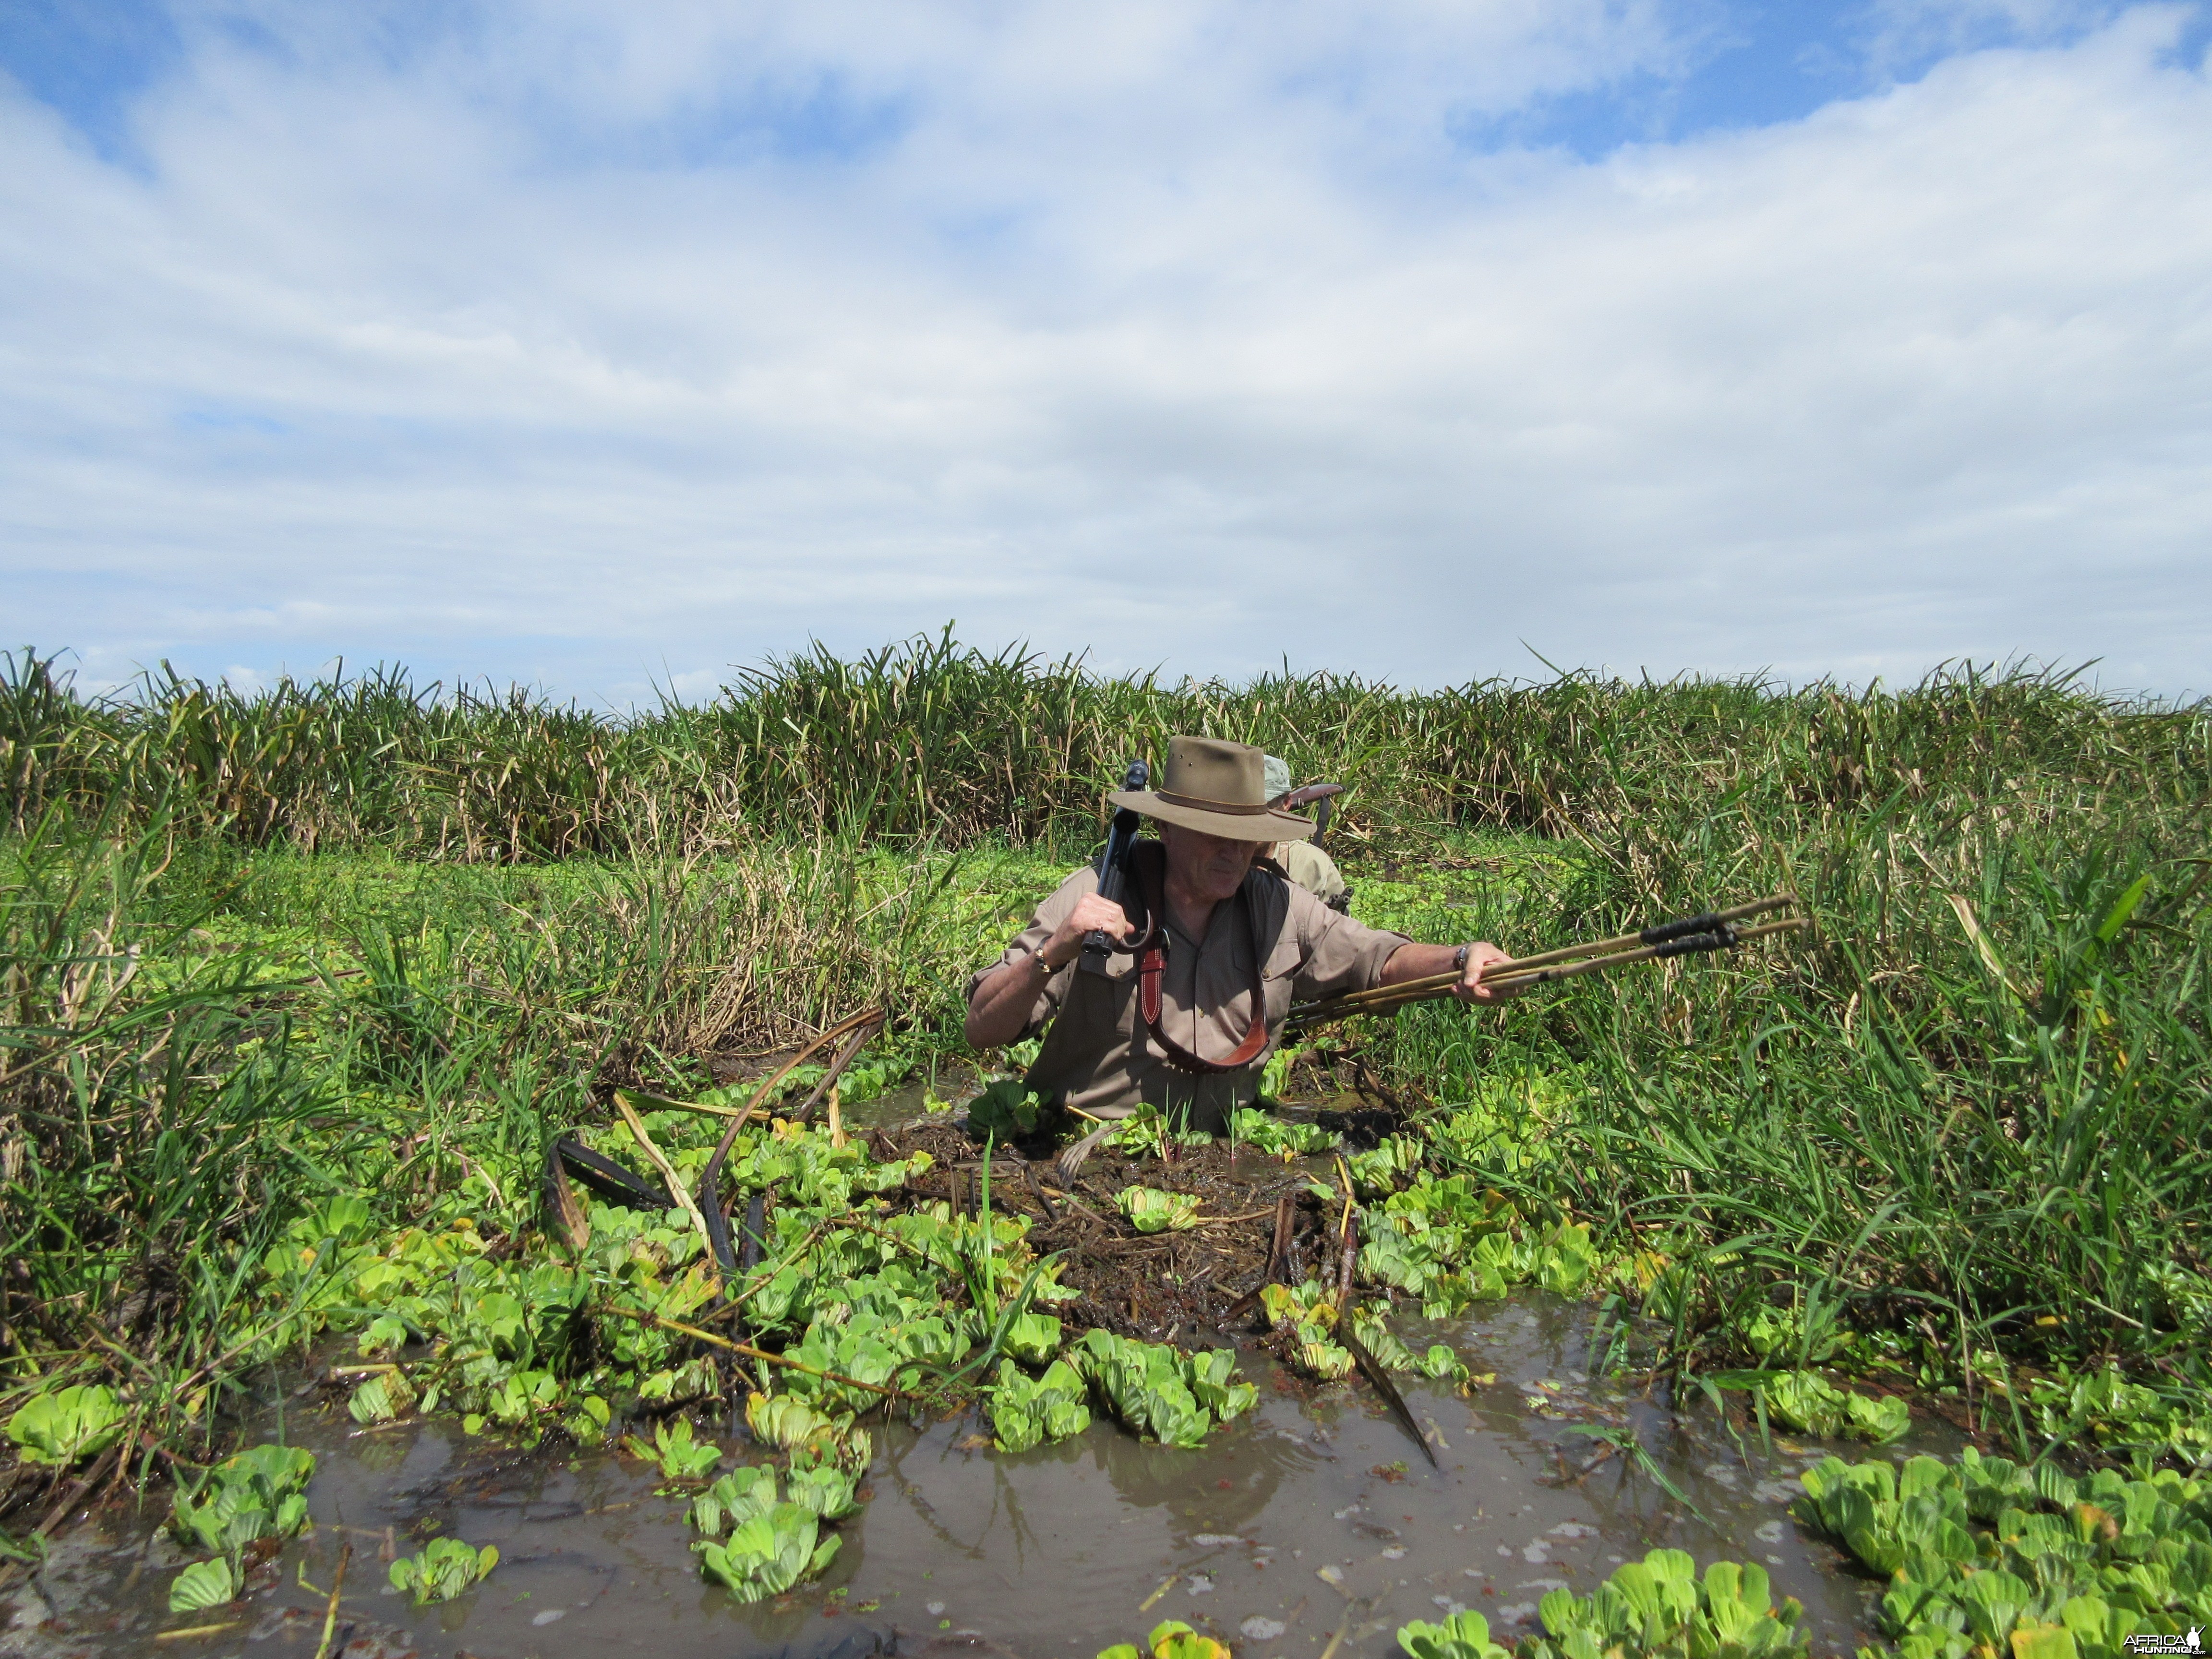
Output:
(1107, 791), (1316, 842)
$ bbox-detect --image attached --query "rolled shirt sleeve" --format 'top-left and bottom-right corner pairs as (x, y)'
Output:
(962, 866), (1096, 1044)
(1284, 888), (1406, 1005)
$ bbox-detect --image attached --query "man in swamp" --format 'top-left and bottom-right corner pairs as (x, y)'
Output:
(963, 736), (1519, 1135)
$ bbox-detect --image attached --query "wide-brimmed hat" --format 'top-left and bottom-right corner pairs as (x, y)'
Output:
(1109, 736), (1316, 842)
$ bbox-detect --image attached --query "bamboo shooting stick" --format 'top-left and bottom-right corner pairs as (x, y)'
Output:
(1286, 894), (1806, 1031)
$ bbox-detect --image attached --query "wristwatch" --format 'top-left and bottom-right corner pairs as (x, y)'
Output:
(1452, 944), (1471, 975)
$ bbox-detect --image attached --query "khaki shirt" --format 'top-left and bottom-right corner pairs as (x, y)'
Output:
(1273, 838), (1348, 905)
(966, 863), (1409, 1133)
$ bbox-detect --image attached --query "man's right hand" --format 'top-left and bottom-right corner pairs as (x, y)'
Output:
(967, 891), (1137, 1047)
(1041, 893), (1139, 967)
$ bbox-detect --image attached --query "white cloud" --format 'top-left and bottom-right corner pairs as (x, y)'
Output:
(1, 1), (2207, 704)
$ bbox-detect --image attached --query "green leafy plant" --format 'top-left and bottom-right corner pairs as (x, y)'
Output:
(695, 1501), (842, 1603)
(167, 1555), (239, 1614)
(744, 1390), (838, 1453)
(7, 1385), (126, 1467)
(1347, 1134), (1425, 1197)
(689, 1464), (780, 1537)
(1756, 1370), (1911, 1443)
(1107, 1106), (1212, 1160)
(988, 1357), (1093, 1453)
(1258, 1042), (1305, 1105)
(347, 1370), (417, 1425)
(1230, 1106), (1337, 1158)
(1002, 1310), (1063, 1367)
(1396, 1609), (1512, 1659)
(1072, 1330), (1251, 1449)
(620, 1415), (721, 1480)
(389, 1537), (499, 1604)
(1183, 1348), (1258, 1420)
(1793, 1448), (2212, 1659)
(786, 1461), (863, 1520)
(1097, 1620), (1232, 1659)
(169, 1443), (316, 1554)
(1519, 1549), (1808, 1659)
(1117, 1186), (1198, 1234)
(1259, 1280), (1354, 1379)
(966, 1078), (1042, 1138)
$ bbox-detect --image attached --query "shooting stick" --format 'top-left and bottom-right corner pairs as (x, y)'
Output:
(1286, 895), (1807, 1032)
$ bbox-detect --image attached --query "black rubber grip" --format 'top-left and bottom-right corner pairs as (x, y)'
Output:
(1641, 911), (1724, 945)
(1648, 925), (1738, 960)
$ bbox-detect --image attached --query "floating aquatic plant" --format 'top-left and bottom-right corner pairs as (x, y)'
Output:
(169, 1443), (316, 1555)
(1072, 1330), (1252, 1450)
(167, 1555), (239, 1614)
(1097, 1620), (1232, 1659)
(621, 1415), (721, 1481)
(1395, 1609), (1512, 1659)
(695, 1500), (842, 1603)
(988, 1357), (1093, 1454)
(7, 1385), (126, 1467)
(1117, 1186), (1199, 1233)
(389, 1538), (499, 1605)
(1519, 1550), (1809, 1659)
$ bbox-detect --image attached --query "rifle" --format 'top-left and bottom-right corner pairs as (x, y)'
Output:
(1084, 758), (1150, 961)
(1280, 781), (1344, 844)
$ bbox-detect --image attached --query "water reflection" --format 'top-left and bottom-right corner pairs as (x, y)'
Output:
(2, 1296), (1917, 1659)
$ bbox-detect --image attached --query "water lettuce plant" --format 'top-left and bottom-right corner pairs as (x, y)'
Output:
(167, 1555), (239, 1614)
(695, 1499), (842, 1603)
(1073, 1330), (1254, 1449)
(689, 1464), (778, 1536)
(1794, 1449), (2212, 1659)
(1259, 1280), (1355, 1379)
(1231, 1106), (1337, 1158)
(966, 1078), (1043, 1138)
(1521, 1550), (1809, 1659)
(1002, 1310), (1063, 1367)
(785, 1460), (862, 1521)
(6, 1384), (126, 1467)
(988, 1356), (1093, 1453)
(1108, 1106), (1214, 1160)
(1117, 1186), (1199, 1233)
(621, 1415), (722, 1480)
(389, 1538), (500, 1604)
(745, 1391), (837, 1453)
(169, 1443), (317, 1554)
(1097, 1620), (1232, 1659)
(346, 1370), (418, 1425)
(1396, 1609), (1513, 1659)
(1755, 1370), (1911, 1443)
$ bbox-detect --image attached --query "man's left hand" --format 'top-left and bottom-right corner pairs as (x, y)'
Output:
(1452, 943), (1522, 1003)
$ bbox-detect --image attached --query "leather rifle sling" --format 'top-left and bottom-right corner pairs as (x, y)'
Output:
(1128, 842), (1273, 1075)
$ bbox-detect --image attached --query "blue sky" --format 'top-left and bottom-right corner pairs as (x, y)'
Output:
(2, 0), (2207, 704)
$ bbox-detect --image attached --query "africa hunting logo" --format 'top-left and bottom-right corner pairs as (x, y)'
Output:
(2124, 1629), (2203, 1655)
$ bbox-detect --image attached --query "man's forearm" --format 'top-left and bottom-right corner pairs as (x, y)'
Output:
(964, 952), (1053, 1048)
(1379, 942), (1461, 986)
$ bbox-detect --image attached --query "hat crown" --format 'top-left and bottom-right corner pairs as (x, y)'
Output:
(1160, 736), (1268, 809)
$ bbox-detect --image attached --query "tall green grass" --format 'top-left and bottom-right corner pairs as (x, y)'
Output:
(1, 632), (2206, 1467)
(9, 636), (2202, 859)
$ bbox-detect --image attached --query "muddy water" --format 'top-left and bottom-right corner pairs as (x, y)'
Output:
(3, 1294), (1929, 1659)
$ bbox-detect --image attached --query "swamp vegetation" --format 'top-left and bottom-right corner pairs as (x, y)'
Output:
(0, 636), (2206, 1656)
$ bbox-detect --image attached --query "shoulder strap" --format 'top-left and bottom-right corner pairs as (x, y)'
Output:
(1135, 851), (1273, 1075)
